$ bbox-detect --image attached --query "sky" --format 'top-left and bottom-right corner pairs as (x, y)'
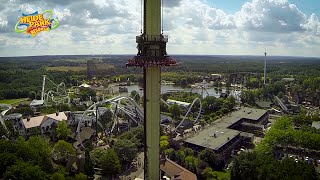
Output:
(0, 0), (320, 57)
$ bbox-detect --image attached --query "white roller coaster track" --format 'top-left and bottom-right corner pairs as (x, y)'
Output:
(173, 98), (203, 133)
(76, 96), (143, 148)
(43, 76), (69, 104)
(76, 95), (203, 148)
(0, 104), (12, 134)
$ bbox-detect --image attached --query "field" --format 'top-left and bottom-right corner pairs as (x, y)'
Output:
(46, 66), (87, 72)
(0, 98), (29, 105)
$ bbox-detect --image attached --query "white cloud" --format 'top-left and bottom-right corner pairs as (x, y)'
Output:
(0, 0), (320, 57)
(235, 0), (306, 33)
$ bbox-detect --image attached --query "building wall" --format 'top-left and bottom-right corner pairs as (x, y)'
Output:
(40, 118), (58, 135)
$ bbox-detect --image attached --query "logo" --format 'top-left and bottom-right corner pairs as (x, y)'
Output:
(15, 10), (59, 37)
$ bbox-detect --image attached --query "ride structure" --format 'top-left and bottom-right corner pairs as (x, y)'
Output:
(264, 49), (267, 85)
(126, 0), (177, 179)
(41, 75), (69, 105)
(0, 104), (12, 134)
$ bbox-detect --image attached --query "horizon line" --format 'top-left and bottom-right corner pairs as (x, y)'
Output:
(1, 53), (320, 59)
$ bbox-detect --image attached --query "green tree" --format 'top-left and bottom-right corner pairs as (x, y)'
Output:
(240, 90), (255, 105)
(4, 161), (48, 180)
(0, 153), (18, 176)
(26, 136), (53, 173)
(184, 155), (199, 173)
(90, 148), (106, 166)
(164, 148), (176, 160)
(160, 136), (169, 150)
(231, 151), (317, 180)
(50, 172), (66, 180)
(199, 148), (224, 170)
(52, 140), (75, 164)
(113, 138), (138, 166)
(84, 149), (95, 177)
(169, 103), (182, 120)
(56, 121), (72, 140)
(201, 167), (216, 179)
(100, 148), (121, 178)
(75, 173), (87, 180)
(130, 90), (140, 103)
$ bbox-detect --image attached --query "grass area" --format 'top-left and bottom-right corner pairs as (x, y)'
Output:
(214, 170), (231, 180)
(0, 98), (29, 105)
(46, 66), (87, 72)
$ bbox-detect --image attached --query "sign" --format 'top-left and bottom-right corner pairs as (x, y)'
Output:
(15, 10), (59, 37)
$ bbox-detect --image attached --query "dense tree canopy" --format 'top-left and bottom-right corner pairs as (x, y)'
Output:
(231, 151), (317, 180)
(169, 103), (182, 120)
(4, 161), (48, 180)
(52, 140), (75, 164)
(100, 148), (121, 177)
(56, 121), (72, 140)
(113, 138), (138, 167)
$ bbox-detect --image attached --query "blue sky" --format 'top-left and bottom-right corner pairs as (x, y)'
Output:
(0, 0), (319, 57)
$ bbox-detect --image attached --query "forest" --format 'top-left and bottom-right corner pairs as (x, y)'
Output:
(1, 55), (320, 100)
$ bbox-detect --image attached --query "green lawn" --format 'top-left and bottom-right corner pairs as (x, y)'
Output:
(0, 98), (29, 105)
(214, 170), (231, 180)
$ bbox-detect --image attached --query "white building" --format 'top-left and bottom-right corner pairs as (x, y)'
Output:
(166, 99), (190, 108)
(20, 112), (68, 136)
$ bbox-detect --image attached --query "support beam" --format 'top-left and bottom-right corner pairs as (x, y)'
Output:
(144, 67), (160, 179)
(41, 75), (46, 100)
(127, 0), (177, 179)
(264, 50), (267, 85)
(145, 1), (161, 179)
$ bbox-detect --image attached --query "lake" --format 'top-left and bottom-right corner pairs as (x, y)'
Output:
(112, 84), (242, 100)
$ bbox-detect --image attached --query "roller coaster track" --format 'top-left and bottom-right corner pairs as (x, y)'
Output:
(0, 104), (12, 134)
(173, 98), (203, 133)
(274, 95), (288, 112)
(190, 86), (209, 97)
(43, 76), (69, 104)
(76, 96), (143, 148)
(76, 95), (203, 148)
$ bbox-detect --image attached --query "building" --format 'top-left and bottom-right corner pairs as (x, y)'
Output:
(312, 121), (320, 129)
(160, 158), (197, 180)
(135, 157), (197, 180)
(166, 99), (190, 109)
(19, 112), (68, 136)
(30, 99), (44, 109)
(184, 107), (268, 160)
(71, 127), (96, 149)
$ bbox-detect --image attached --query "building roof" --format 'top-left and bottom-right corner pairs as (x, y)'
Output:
(30, 99), (44, 106)
(46, 112), (67, 121)
(282, 78), (295, 82)
(4, 113), (22, 120)
(79, 83), (91, 88)
(72, 127), (95, 148)
(22, 116), (46, 129)
(184, 125), (240, 151)
(166, 99), (190, 107)
(184, 107), (267, 151)
(255, 101), (272, 109)
(160, 158), (197, 180)
(22, 112), (67, 129)
(312, 121), (320, 129)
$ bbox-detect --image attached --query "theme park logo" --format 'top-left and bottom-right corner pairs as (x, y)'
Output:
(15, 10), (59, 37)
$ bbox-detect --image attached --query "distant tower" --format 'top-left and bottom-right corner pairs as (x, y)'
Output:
(264, 49), (267, 85)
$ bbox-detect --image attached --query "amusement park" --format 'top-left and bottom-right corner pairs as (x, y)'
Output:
(1, 0), (320, 179)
